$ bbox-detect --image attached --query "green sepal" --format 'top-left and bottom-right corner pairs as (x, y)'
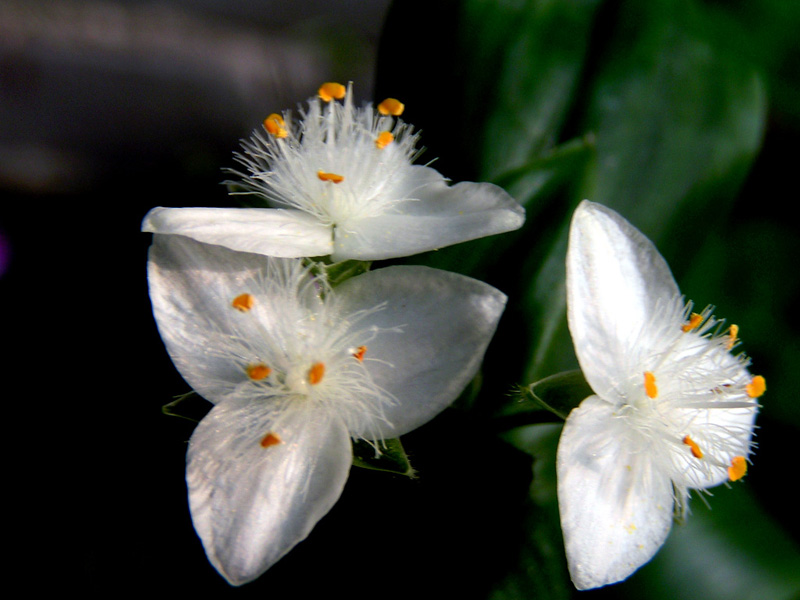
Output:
(352, 438), (415, 478)
(502, 370), (593, 425)
(324, 260), (372, 287)
(161, 391), (205, 423)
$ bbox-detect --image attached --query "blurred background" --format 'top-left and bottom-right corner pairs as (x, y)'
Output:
(3, 0), (798, 597)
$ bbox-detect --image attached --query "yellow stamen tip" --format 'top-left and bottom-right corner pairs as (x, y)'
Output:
(378, 97), (404, 116)
(318, 170), (344, 184)
(375, 131), (394, 149)
(263, 113), (287, 138)
(682, 435), (704, 459)
(682, 312), (703, 333)
(644, 371), (658, 398)
(260, 432), (282, 448)
(746, 375), (766, 398)
(352, 345), (367, 361)
(728, 456), (747, 481)
(232, 293), (255, 312)
(318, 82), (346, 102)
(308, 362), (325, 385)
(247, 364), (271, 381)
(728, 324), (739, 350)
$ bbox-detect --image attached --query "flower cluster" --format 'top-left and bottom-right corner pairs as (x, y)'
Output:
(143, 83), (523, 585)
(557, 201), (763, 589)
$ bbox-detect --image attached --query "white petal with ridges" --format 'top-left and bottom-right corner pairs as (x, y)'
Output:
(332, 174), (525, 261)
(187, 399), (351, 586)
(557, 395), (674, 590)
(567, 200), (681, 403)
(142, 206), (333, 257)
(334, 265), (507, 437)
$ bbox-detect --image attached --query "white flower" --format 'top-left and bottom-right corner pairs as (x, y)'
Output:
(557, 201), (763, 590)
(147, 234), (507, 585)
(142, 82), (524, 261)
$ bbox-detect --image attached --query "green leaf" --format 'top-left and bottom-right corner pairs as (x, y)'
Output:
(521, 0), (767, 381)
(352, 438), (415, 478)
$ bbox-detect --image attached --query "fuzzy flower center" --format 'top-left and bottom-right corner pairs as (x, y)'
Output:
(612, 301), (763, 505)
(229, 82), (422, 236)
(219, 260), (400, 442)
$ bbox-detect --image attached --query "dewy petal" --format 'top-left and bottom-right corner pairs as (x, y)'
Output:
(566, 200), (681, 402)
(333, 265), (507, 437)
(331, 167), (525, 261)
(187, 398), (351, 586)
(147, 234), (290, 402)
(557, 395), (674, 590)
(142, 206), (333, 257)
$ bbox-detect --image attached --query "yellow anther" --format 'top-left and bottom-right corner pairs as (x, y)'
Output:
(378, 97), (405, 116)
(728, 456), (747, 481)
(681, 312), (703, 333)
(375, 131), (394, 149)
(352, 346), (367, 361)
(232, 293), (255, 312)
(260, 432), (282, 448)
(746, 375), (766, 398)
(247, 364), (271, 381)
(644, 371), (658, 399)
(727, 324), (739, 350)
(318, 170), (344, 184)
(682, 435), (704, 459)
(318, 82), (346, 102)
(308, 362), (325, 385)
(263, 113), (287, 138)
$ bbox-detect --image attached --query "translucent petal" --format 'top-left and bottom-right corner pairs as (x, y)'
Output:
(333, 265), (507, 437)
(331, 170), (525, 261)
(187, 399), (351, 586)
(142, 206), (333, 257)
(566, 200), (681, 402)
(147, 235), (295, 402)
(557, 395), (674, 590)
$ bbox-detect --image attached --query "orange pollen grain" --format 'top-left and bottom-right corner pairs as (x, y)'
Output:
(376, 131), (394, 149)
(308, 362), (325, 385)
(247, 364), (271, 381)
(682, 435), (704, 459)
(644, 371), (658, 398)
(728, 324), (739, 350)
(260, 432), (282, 448)
(728, 456), (747, 481)
(318, 82), (346, 102)
(746, 375), (766, 398)
(232, 293), (255, 312)
(378, 97), (405, 116)
(681, 312), (703, 333)
(264, 113), (287, 138)
(352, 346), (367, 361)
(318, 170), (344, 184)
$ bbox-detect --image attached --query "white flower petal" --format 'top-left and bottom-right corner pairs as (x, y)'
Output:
(334, 265), (507, 437)
(142, 206), (333, 257)
(332, 172), (525, 261)
(147, 234), (280, 402)
(557, 395), (674, 590)
(187, 399), (351, 586)
(567, 200), (681, 401)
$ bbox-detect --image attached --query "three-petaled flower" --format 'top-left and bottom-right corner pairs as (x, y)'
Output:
(147, 234), (507, 585)
(557, 201), (763, 590)
(142, 82), (524, 261)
